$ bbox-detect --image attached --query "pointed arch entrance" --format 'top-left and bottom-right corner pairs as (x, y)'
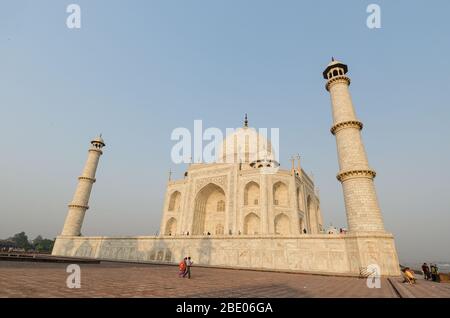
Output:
(244, 181), (260, 206)
(243, 213), (260, 235)
(192, 183), (226, 235)
(165, 217), (177, 235)
(274, 213), (290, 235)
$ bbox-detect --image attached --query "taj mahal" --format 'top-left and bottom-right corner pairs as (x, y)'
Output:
(161, 115), (323, 238)
(52, 59), (401, 276)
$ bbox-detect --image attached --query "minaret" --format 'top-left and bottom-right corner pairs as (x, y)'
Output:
(323, 59), (385, 233)
(295, 154), (301, 177)
(290, 155), (295, 175)
(60, 136), (105, 236)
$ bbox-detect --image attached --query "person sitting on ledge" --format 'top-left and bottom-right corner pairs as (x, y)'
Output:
(402, 267), (416, 285)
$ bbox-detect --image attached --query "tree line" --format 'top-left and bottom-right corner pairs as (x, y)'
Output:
(0, 232), (55, 253)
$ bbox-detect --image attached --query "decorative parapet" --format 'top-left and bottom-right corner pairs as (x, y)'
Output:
(54, 232), (396, 241)
(330, 120), (363, 135)
(325, 75), (351, 91)
(336, 169), (376, 182)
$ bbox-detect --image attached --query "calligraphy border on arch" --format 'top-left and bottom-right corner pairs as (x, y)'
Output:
(194, 175), (228, 193)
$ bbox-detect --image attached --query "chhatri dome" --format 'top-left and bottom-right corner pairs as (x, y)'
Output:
(322, 57), (348, 79)
(218, 114), (276, 166)
(91, 134), (106, 147)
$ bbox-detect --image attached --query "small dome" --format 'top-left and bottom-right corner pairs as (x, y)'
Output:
(91, 135), (105, 147)
(326, 225), (338, 234)
(217, 126), (275, 163)
(326, 59), (341, 68)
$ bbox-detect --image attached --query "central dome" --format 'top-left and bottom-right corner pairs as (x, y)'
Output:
(217, 126), (275, 164)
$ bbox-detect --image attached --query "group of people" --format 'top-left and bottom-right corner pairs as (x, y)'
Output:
(178, 256), (193, 279)
(402, 263), (441, 285)
(422, 263), (440, 282)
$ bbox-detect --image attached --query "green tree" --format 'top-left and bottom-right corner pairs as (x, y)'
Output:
(32, 236), (54, 252)
(10, 232), (32, 250)
(32, 235), (43, 245)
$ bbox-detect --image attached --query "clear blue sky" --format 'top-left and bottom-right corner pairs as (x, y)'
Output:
(1, 0), (449, 264)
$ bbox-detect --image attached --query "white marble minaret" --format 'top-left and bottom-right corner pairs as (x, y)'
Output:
(60, 136), (105, 236)
(323, 59), (385, 233)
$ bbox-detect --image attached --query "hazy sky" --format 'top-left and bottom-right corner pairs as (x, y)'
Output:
(1, 0), (449, 264)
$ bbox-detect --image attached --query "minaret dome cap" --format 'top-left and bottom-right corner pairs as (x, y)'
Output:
(91, 135), (105, 147)
(322, 58), (348, 79)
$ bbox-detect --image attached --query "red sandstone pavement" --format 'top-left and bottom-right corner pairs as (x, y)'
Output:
(0, 261), (448, 298)
(389, 275), (450, 298)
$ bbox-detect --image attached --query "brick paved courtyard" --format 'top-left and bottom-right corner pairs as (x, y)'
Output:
(0, 261), (449, 298)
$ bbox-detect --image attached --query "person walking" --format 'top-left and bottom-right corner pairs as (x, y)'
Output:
(431, 264), (440, 282)
(184, 256), (193, 279)
(422, 263), (430, 280)
(178, 257), (187, 278)
(431, 264), (438, 282)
